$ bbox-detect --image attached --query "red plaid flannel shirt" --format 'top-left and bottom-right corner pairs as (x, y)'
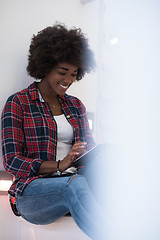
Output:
(1, 82), (95, 202)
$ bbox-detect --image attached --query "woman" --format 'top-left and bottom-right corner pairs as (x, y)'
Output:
(1, 24), (104, 239)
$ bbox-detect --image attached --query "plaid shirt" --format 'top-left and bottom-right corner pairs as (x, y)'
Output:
(1, 82), (95, 212)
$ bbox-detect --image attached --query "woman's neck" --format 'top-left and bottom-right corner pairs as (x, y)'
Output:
(37, 81), (58, 103)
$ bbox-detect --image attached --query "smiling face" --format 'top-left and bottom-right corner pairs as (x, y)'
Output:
(38, 62), (78, 99)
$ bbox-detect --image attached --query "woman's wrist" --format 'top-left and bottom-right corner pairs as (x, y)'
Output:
(56, 160), (62, 175)
(59, 159), (65, 172)
(60, 156), (72, 172)
(37, 161), (57, 175)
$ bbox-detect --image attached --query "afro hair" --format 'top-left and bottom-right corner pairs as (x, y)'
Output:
(27, 23), (96, 80)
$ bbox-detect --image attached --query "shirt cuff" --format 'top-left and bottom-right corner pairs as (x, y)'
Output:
(30, 159), (44, 175)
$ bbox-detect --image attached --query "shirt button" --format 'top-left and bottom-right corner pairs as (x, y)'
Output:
(67, 115), (70, 118)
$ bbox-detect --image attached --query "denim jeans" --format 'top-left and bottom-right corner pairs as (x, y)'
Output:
(15, 172), (105, 239)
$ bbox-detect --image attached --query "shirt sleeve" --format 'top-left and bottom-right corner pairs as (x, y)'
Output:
(1, 95), (43, 178)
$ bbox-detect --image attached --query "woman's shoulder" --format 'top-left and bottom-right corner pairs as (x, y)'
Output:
(6, 82), (35, 104)
(6, 88), (28, 103)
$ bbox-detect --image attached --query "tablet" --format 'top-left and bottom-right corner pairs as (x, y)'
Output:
(72, 144), (104, 168)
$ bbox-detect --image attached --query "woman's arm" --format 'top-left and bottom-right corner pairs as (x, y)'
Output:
(1, 95), (43, 178)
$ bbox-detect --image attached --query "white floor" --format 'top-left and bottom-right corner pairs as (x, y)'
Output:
(0, 195), (90, 240)
(19, 216), (90, 240)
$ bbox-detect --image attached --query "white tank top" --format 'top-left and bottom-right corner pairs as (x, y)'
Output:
(54, 114), (77, 174)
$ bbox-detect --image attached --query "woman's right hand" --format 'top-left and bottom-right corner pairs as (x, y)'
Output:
(59, 142), (87, 172)
(37, 142), (87, 175)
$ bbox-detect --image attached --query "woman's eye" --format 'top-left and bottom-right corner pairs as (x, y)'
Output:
(58, 72), (77, 78)
(71, 74), (77, 78)
(58, 72), (65, 76)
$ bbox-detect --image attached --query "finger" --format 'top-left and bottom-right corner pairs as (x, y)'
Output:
(73, 142), (87, 147)
(69, 152), (80, 162)
(72, 146), (86, 152)
(72, 143), (87, 151)
(68, 151), (80, 157)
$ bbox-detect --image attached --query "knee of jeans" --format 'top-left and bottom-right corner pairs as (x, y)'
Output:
(67, 174), (89, 193)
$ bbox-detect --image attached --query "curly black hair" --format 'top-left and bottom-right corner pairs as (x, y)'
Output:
(26, 23), (96, 80)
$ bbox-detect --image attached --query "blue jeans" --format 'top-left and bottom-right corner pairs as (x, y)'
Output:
(15, 173), (105, 239)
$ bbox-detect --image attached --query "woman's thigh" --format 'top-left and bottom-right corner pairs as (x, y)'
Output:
(15, 176), (72, 225)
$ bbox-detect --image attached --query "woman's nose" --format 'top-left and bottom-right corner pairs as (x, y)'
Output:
(64, 77), (72, 84)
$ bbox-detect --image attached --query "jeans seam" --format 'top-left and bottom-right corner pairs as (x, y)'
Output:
(67, 174), (78, 184)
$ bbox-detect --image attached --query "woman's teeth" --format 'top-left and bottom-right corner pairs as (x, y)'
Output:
(59, 84), (68, 89)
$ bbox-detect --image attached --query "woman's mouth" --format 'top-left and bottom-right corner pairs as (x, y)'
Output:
(59, 84), (68, 89)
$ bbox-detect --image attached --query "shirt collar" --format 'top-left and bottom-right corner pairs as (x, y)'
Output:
(28, 81), (40, 101)
(38, 89), (45, 102)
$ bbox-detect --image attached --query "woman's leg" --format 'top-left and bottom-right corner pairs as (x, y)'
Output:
(65, 174), (105, 239)
(15, 174), (104, 239)
(15, 176), (71, 225)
